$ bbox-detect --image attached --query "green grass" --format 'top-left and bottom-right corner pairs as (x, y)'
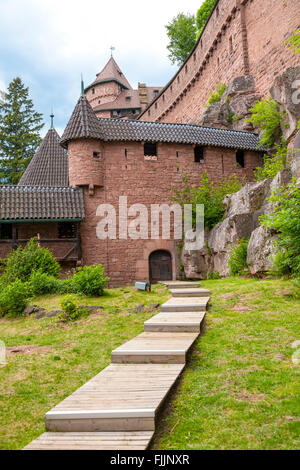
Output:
(0, 284), (169, 450)
(152, 278), (300, 450)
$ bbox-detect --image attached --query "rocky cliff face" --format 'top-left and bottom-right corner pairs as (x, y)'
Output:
(181, 169), (292, 279)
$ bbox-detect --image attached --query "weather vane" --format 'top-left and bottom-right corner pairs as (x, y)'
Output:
(110, 46), (116, 58)
(50, 108), (54, 129)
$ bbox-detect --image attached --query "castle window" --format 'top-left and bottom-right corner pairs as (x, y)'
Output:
(126, 96), (131, 101)
(58, 222), (77, 239)
(155, 103), (158, 109)
(148, 110), (151, 116)
(194, 146), (205, 163)
(92, 88), (95, 94)
(154, 90), (159, 95)
(229, 36), (233, 54)
(185, 65), (188, 74)
(162, 95), (165, 102)
(0, 223), (12, 240)
(236, 150), (245, 168)
(193, 53), (196, 62)
(216, 6), (219, 17)
(93, 151), (100, 159)
(177, 76), (180, 83)
(218, 57), (220, 67)
(144, 142), (157, 156)
(170, 85), (173, 93)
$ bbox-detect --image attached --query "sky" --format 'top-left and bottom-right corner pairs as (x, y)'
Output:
(0, 0), (202, 136)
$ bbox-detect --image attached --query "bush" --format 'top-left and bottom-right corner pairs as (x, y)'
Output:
(228, 239), (249, 276)
(58, 296), (88, 323)
(172, 172), (243, 229)
(29, 271), (67, 296)
(260, 179), (300, 276)
(269, 250), (292, 277)
(0, 280), (31, 317)
(70, 264), (109, 297)
(254, 140), (294, 181)
(207, 270), (221, 280)
(2, 237), (60, 285)
(207, 83), (226, 106)
(246, 97), (287, 147)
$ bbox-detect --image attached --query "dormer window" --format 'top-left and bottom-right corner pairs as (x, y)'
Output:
(144, 142), (157, 156)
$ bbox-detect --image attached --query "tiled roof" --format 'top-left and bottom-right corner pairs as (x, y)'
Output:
(85, 57), (132, 92)
(61, 96), (264, 151)
(19, 129), (68, 187)
(61, 96), (104, 146)
(0, 186), (85, 222)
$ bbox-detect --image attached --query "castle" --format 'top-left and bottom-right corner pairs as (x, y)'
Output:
(0, 0), (297, 285)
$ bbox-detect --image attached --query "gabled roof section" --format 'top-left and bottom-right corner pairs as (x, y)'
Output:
(60, 96), (105, 148)
(97, 118), (265, 151)
(85, 57), (132, 92)
(0, 186), (85, 222)
(19, 129), (68, 187)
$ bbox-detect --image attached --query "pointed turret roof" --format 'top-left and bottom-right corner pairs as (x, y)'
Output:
(85, 57), (132, 92)
(60, 95), (104, 148)
(19, 128), (68, 187)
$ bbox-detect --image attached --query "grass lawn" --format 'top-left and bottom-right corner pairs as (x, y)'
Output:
(0, 284), (170, 450)
(152, 278), (300, 450)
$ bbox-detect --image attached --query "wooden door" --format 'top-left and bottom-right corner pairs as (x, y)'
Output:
(149, 250), (172, 283)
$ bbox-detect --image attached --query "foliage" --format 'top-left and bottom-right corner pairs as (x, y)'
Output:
(0, 77), (44, 184)
(260, 179), (300, 276)
(285, 29), (300, 54)
(58, 296), (88, 323)
(206, 83), (226, 107)
(70, 264), (109, 297)
(165, 13), (197, 66)
(269, 250), (292, 277)
(246, 97), (287, 147)
(29, 271), (67, 296)
(0, 280), (30, 317)
(254, 139), (294, 181)
(2, 238), (60, 285)
(196, 0), (217, 36)
(228, 238), (249, 276)
(207, 270), (221, 280)
(172, 172), (243, 229)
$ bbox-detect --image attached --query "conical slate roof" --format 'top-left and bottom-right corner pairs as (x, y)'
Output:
(86, 57), (132, 91)
(60, 95), (104, 148)
(19, 128), (68, 187)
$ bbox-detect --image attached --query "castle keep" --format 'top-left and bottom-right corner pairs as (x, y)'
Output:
(0, 0), (297, 285)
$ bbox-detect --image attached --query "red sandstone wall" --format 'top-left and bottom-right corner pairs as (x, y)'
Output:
(85, 81), (119, 109)
(139, 0), (299, 124)
(71, 140), (262, 285)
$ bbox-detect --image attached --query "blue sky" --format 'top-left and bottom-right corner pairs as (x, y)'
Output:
(0, 0), (202, 136)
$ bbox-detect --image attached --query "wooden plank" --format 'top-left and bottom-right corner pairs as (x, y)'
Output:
(161, 296), (209, 312)
(170, 288), (210, 297)
(144, 312), (205, 332)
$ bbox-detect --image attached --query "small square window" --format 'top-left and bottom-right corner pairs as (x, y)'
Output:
(58, 222), (77, 239)
(194, 146), (205, 163)
(144, 142), (157, 156)
(126, 96), (131, 101)
(236, 150), (245, 168)
(93, 152), (100, 159)
(0, 223), (12, 240)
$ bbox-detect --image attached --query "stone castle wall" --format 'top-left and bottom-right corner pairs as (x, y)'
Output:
(139, 0), (299, 124)
(68, 139), (262, 285)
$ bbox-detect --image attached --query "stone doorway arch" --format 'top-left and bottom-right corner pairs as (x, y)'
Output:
(149, 250), (172, 283)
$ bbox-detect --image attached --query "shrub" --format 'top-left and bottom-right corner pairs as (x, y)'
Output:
(70, 264), (109, 297)
(246, 97), (287, 147)
(29, 271), (67, 296)
(228, 239), (249, 276)
(254, 140), (294, 181)
(2, 237), (60, 285)
(207, 83), (226, 106)
(260, 179), (300, 276)
(285, 29), (300, 54)
(269, 250), (292, 277)
(0, 280), (31, 317)
(207, 270), (221, 280)
(172, 172), (243, 229)
(58, 296), (88, 323)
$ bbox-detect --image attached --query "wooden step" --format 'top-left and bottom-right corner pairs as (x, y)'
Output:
(45, 364), (184, 432)
(111, 332), (198, 364)
(170, 288), (210, 297)
(24, 431), (154, 450)
(162, 281), (201, 289)
(144, 312), (206, 332)
(161, 296), (209, 312)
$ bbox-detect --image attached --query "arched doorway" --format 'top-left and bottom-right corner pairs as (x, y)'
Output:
(149, 250), (172, 283)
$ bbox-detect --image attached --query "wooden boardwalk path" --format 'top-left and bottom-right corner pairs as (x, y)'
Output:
(24, 281), (209, 450)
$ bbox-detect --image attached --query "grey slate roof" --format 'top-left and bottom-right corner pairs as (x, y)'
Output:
(61, 96), (264, 151)
(19, 129), (68, 187)
(0, 186), (85, 222)
(61, 96), (105, 146)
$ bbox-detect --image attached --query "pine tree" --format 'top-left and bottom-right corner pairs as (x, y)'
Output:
(0, 77), (44, 184)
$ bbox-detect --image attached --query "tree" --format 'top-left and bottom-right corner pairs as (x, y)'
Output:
(0, 90), (6, 105)
(165, 13), (197, 66)
(196, 0), (217, 36)
(0, 77), (44, 184)
(285, 29), (300, 54)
